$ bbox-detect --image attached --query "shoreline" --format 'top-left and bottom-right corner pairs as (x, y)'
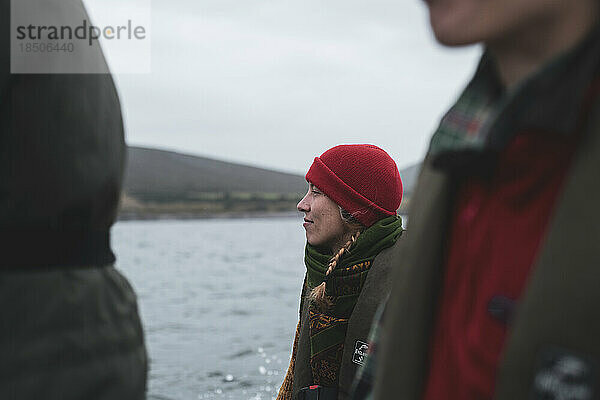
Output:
(117, 210), (408, 222)
(117, 210), (301, 221)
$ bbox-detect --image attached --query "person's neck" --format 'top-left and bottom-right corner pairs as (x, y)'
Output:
(329, 230), (358, 256)
(488, 5), (599, 88)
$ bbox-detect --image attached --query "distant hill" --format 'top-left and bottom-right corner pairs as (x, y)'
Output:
(123, 146), (307, 202)
(120, 146), (420, 219)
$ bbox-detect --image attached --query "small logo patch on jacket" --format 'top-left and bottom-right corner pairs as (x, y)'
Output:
(352, 340), (369, 366)
(532, 347), (596, 400)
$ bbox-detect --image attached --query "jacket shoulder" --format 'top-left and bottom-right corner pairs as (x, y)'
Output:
(337, 243), (399, 399)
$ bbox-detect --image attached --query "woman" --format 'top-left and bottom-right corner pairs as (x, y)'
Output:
(277, 144), (404, 400)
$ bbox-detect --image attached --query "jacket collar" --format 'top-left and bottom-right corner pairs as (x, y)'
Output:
(429, 23), (600, 172)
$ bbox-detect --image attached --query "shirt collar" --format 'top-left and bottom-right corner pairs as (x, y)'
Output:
(428, 23), (600, 161)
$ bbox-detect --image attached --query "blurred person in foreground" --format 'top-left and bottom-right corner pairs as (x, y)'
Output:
(276, 144), (403, 400)
(0, 1), (147, 399)
(364, 1), (600, 399)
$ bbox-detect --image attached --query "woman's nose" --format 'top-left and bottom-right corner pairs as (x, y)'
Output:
(297, 193), (310, 212)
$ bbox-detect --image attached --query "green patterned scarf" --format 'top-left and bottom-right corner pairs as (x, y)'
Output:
(303, 215), (403, 386)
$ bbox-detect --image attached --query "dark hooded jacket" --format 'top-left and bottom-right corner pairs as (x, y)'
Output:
(0, 1), (147, 398)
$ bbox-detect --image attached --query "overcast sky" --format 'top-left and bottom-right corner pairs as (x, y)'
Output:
(84, 0), (480, 175)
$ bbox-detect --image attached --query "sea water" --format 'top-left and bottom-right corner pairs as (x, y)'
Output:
(112, 218), (306, 400)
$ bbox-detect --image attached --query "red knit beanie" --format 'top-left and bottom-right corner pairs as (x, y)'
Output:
(305, 144), (403, 227)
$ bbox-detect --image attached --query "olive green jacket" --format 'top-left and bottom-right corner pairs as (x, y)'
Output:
(293, 246), (397, 400)
(374, 96), (600, 399)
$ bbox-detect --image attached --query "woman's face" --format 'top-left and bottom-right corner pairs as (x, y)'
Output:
(297, 183), (349, 252)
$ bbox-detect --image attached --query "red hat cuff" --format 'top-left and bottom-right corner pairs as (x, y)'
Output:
(306, 157), (396, 227)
